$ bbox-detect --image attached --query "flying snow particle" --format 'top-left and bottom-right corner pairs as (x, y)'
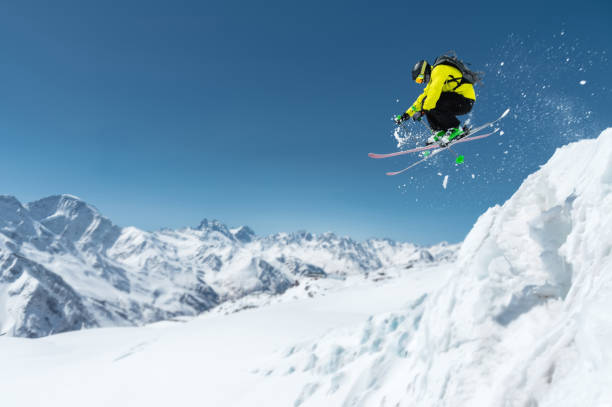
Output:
(471, 174), (475, 179)
(500, 131), (505, 136)
(437, 172), (443, 176)
(500, 62), (505, 66)
(442, 175), (449, 189)
(579, 80), (587, 85)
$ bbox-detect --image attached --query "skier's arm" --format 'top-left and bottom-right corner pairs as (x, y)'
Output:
(405, 87), (429, 117)
(422, 66), (448, 111)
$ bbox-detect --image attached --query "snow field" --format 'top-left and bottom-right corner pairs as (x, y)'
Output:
(0, 264), (448, 407)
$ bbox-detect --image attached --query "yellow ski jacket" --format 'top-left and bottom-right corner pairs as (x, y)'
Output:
(406, 64), (476, 116)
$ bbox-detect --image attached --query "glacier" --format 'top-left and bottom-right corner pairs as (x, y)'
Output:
(0, 129), (611, 407)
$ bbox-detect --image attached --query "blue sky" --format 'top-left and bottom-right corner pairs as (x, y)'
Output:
(1, 1), (611, 244)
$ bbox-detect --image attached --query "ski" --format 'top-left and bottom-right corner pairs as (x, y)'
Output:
(386, 146), (447, 176)
(368, 108), (510, 160)
(368, 143), (440, 158)
(461, 108), (509, 139)
(385, 128), (500, 176)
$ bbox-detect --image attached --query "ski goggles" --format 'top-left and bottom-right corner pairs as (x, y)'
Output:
(415, 62), (428, 84)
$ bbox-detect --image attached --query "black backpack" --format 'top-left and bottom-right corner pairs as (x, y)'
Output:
(432, 53), (483, 89)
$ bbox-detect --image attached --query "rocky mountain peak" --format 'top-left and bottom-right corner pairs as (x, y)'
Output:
(197, 218), (235, 240)
(232, 226), (256, 243)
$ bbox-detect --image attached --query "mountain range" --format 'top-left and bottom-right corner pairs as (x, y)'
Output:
(0, 194), (457, 338)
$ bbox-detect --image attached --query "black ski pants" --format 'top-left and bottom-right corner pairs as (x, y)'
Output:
(424, 92), (474, 132)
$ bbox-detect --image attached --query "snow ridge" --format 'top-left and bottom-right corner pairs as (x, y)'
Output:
(264, 129), (612, 407)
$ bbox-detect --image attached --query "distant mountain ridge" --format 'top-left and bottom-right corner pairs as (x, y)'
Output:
(0, 194), (458, 338)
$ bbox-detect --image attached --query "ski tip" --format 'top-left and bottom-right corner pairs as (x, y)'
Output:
(385, 171), (399, 176)
(501, 108), (510, 118)
(368, 153), (377, 158)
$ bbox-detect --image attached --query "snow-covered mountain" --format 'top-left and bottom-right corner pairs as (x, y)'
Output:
(0, 195), (457, 338)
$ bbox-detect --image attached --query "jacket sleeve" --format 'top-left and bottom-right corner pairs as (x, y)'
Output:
(405, 86), (429, 117)
(422, 66), (447, 110)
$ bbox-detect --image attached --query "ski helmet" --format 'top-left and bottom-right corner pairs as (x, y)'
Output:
(412, 60), (430, 84)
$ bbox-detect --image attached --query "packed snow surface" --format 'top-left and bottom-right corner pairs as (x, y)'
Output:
(0, 265), (446, 407)
(2, 129), (612, 406)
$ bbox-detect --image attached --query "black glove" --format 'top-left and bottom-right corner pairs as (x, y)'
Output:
(412, 110), (425, 121)
(394, 113), (410, 125)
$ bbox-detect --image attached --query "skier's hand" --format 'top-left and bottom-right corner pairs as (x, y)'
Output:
(412, 110), (424, 121)
(394, 113), (410, 125)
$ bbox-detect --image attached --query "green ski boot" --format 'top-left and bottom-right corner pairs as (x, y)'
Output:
(446, 127), (464, 142)
(438, 127), (468, 147)
(426, 130), (446, 146)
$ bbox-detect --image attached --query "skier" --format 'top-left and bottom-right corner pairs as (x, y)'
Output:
(395, 55), (479, 146)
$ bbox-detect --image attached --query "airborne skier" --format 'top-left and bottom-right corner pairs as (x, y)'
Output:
(369, 57), (504, 175)
(395, 54), (481, 146)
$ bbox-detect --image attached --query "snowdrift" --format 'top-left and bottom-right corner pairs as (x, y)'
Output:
(265, 129), (612, 407)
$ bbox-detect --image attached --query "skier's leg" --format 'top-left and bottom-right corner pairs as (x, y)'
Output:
(426, 92), (474, 131)
(425, 112), (445, 131)
(426, 109), (460, 131)
(451, 95), (474, 137)
(443, 92), (474, 116)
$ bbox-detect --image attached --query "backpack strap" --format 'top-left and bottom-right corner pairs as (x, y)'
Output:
(444, 74), (465, 91)
(434, 54), (478, 88)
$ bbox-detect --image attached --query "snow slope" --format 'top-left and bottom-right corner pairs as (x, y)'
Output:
(258, 128), (612, 406)
(1, 129), (611, 407)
